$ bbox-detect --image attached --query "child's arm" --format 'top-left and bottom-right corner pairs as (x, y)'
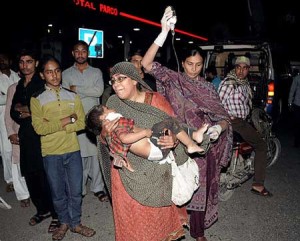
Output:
(118, 127), (152, 144)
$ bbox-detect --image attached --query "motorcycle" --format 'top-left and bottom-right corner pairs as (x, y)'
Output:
(219, 108), (281, 201)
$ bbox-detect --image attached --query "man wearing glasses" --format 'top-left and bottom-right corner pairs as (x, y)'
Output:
(218, 56), (272, 197)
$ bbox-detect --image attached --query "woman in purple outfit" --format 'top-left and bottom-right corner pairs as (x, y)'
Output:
(142, 6), (233, 241)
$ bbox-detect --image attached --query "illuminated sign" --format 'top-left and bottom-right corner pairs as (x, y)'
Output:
(73, 1), (208, 41)
(73, 0), (118, 15)
(73, 0), (97, 10)
(79, 28), (104, 58)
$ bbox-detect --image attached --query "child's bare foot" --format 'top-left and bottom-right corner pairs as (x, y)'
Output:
(193, 123), (209, 143)
(187, 143), (205, 154)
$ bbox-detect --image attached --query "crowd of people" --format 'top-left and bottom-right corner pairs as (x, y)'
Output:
(0, 6), (280, 241)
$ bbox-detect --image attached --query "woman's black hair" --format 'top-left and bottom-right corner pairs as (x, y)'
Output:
(179, 44), (205, 62)
(128, 48), (144, 61)
(85, 105), (105, 136)
(176, 44), (206, 75)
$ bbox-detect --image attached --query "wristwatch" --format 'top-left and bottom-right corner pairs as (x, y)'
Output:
(70, 117), (76, 123)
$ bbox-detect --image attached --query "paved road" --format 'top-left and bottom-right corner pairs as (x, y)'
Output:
(0, 116), (299, 241)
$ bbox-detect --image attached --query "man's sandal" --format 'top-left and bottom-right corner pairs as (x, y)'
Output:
(48, 219), (60, 233)
(20, 198), (30, 208)
(70, 224), (96, 237)
(251, 187), (273, 197)
(52, 223), (69, 241)
(6, 183), (14, 192)
(94, 191), (109, 202)
(29, 213), (51, 226)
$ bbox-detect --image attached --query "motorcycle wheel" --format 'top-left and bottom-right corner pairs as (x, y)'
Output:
(219, 184), (235, 201)
(219, 174), (235, 201)
(266, 137), (281, 168)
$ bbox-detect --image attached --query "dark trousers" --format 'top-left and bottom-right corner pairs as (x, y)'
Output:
(24, 170), (57, 218)
(189, 158), (212, 238)
(231, 119), (267, 184)
(293, 104), (300, 147)
(190, 210), (205, 238)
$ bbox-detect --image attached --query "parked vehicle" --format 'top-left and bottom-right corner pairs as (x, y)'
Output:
(219, 108), (281, 201)
(199, 41), (282, 122)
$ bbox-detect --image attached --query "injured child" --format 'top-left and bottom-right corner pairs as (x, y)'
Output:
(86, 105), (209, 171)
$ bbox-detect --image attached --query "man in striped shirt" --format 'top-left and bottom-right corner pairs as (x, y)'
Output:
(218, 56), (272, 197)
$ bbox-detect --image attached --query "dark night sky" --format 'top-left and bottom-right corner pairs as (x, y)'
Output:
(2, 0), (300, 59)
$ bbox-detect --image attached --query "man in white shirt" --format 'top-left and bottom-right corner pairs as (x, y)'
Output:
(62, 41), (108, 201)
(0, 53), (20, 193)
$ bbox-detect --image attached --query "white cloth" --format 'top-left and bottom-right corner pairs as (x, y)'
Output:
(154, 6), (173, 47)
(12, 162), (29, 201)
(0, 70), (19, 184)
(147, 139), (163, 161)
(3, 82), (29, 201)
(0, 70), (20, 107)
(0, 115), (12, 183)
(155, 151), (200, 205)
(0, 196), (11, 209)
(207, 124), (222, 141)
(171, 155), (200, 206)
(105, 112), (123, 121)
(4, 83), (20, 164)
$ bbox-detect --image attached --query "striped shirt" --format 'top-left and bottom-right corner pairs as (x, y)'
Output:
(218, 72), (252, 119)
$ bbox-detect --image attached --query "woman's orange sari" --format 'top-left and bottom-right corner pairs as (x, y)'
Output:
(112, 92), (188, 241)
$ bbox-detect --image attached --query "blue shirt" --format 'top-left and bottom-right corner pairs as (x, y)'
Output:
(212, 76), (221, 90)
